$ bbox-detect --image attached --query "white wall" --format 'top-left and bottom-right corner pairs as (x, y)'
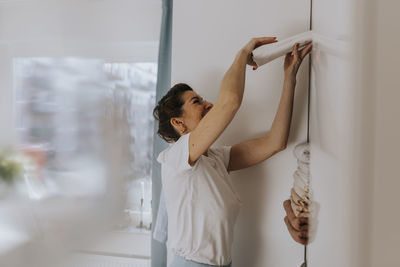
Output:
(172, 1), (311, 266)
(310, 0), (400, 266)
(370, 0), (400, 265)
(308, 0), (360, 267)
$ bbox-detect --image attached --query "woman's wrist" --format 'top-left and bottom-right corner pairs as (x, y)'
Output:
(284, 69), (297, 79)
(233, 49), (251, 67)
(237, 48), (249, 61)
(284, 73), (297, 84)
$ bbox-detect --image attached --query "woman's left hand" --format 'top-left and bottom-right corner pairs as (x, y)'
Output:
(283, 199), (319, 245)
(283, 199), (309, 245)
(284, 41), (313, 79)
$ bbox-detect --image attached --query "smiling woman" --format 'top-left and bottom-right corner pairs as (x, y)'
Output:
(171, 90), (214, 133)
(154, 83), (214, 144)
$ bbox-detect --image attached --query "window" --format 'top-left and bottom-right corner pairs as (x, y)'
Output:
(103, 62), (156, 233)
(14, 58), (157, 233)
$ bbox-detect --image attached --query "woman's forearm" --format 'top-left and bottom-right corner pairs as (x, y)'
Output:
(216, 49), (248, 108)
(268, 75), (297, 148)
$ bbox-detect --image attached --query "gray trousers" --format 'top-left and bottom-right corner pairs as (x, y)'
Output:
(169, 254), (232, 267)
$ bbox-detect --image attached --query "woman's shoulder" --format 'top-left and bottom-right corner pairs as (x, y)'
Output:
(157, 133), (195, 173)
(158, 133), (190, 159)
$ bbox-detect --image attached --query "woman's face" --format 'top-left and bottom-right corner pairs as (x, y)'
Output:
(172, 90), (214, 135)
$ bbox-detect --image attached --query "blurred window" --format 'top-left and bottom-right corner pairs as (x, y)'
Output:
(14, 58), (156, 233)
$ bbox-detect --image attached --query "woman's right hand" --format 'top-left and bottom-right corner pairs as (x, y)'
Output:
(241, 37), (278, 70)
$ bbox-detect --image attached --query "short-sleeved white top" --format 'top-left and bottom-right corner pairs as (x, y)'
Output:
(157, 132), (243, 266)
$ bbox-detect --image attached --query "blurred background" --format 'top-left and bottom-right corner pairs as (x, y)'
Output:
(0, 1), (160, 267)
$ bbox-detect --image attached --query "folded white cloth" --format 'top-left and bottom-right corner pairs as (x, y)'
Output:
(252, 31), (313, 67)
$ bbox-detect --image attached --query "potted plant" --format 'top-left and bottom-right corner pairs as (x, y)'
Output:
(0, 149), (24, 198)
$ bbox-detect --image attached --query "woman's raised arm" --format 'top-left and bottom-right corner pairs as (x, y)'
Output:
(188, 37), (278, 166)
(228, 42), (313, 172)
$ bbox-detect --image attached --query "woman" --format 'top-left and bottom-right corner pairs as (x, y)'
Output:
(153, 37), (313, 267)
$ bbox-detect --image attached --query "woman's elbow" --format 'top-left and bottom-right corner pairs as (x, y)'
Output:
(277, 143), (287, 152)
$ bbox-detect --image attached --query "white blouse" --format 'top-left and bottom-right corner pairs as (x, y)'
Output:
(157, 132), (242, 266)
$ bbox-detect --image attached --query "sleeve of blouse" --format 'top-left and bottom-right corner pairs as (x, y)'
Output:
(161, 132), (194, 173)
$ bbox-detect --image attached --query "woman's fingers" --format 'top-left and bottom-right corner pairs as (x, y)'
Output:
(283, 199), (319, 245)
(284, 216), (309, 245)
(283, 200), (308, 231)
(289, 41), (313, 61)
(245, 37), (277, 70)
(255, 36), (278, 43)
(244, 37), (277, 69)
(292, 43), (300, 61)
(283, 200), (296, 221)
(299, 41), (313, 59)
(253, 37), (278, 49)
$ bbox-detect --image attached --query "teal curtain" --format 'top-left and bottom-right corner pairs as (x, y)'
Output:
(151, 0), (172, 266)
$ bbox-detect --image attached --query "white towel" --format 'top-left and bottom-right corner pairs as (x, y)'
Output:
(252, 31), (313, 67)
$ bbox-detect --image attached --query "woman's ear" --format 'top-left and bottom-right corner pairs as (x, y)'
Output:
(170, 117), (186, 135)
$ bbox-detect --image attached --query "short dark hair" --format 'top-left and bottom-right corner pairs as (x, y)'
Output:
(153, 83), (193, 143)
